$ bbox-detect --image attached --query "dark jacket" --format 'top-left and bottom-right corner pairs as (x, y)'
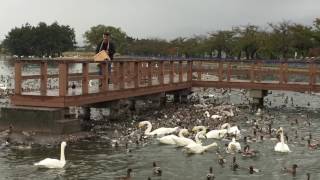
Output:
(95, 40), (116, 60)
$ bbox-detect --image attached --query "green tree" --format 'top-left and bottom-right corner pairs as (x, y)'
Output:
(208, 30), (234, 58)
(3, 22), (75, 57)
(312, 18), (320, 46)
(289, 24), (314, 58)
(83, 25), (129, 54)
(234, 25), (264, 59)
(269, 21), (293, 59)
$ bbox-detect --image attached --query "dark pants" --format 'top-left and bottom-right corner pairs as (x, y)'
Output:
(98, 61), (112, 83)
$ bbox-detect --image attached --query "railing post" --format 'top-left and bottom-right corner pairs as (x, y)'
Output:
(179, 61), (183, 82)
(100, 62), (107, 92)
(257, 61), (262, 82)
(148, 61), (152, 86)
(40, 61), (48, 96)
(218, 61), (223, 82)
(309, 62), (316, 89)
(82, 62), (89, 95)
(159, 61), (164, 85)
(119, 61), (124, 89)
(134, 61), (140, 88)
(197, 61), (202, 80)
(284, 63), (288, 84)
(279, 63), (284, 84)
(59, 62), (68, 96)
(14, 61), (22, 95)
(250, 62), (255, 83)
(227, 62), (231, 82)
(187, 61), (192, 82)
(170, 61), (174, 84)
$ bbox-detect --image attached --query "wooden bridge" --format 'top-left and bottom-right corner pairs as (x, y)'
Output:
(11, 58), (320, 108)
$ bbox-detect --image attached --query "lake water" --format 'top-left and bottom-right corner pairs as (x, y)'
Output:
(1, 55), (320, 179)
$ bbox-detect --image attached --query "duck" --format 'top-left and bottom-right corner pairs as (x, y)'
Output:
(206, 167), (215, 180)
(231, 156), (239, 171)
(138, 121), (179, 136)
(307, 139), (319, 150)
(218, 154), (226, 166)
(227, 137), (241, 153)
(249, 165), (260, 174)
(34, 141), (67, 168)
(184, 141), (218, 154)
(153, 162), (162, 176)
(242, 145), (257, 157)
(172, 130), (205, 147)
(274, 127), (291, 153)
(282, 164), (298, 176)
(158, 129), (188, 145)
(115, 168), (132, 180)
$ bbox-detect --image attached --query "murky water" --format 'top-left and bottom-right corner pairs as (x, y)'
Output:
(1, 56), (320, 179)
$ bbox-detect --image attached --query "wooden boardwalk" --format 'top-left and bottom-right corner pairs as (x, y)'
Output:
(11, 58), (320, 107)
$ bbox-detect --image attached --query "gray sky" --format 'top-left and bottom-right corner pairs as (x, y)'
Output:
(1, 0), (319, 46)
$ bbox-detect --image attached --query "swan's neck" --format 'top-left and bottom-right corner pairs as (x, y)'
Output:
(60, 146), (66, 162)
(145, 121), (152, 135)
(178, 130), (186, 137)
(195, 132), (204, 143)
(280, 131), (285, 143)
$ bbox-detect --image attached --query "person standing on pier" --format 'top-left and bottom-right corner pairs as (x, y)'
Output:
(96, 32), (116, 82)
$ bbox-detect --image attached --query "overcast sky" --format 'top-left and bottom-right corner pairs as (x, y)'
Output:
(1, 0), (319, 46)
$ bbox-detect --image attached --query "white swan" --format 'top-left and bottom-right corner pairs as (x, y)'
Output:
(34, 141), (67, 168)
(274, 127), (291, 153)
(204, 111), (210, 118)
(158, 129), (189, 145)
(185, 142), (218, 154)
(173, 130), (205, 147)
(138, 121), (179, 136)
(255, 108), (262, 116)
(221, 123), (241, 137)
(205, 124), (229, 139)
(227, 137), (241, 153)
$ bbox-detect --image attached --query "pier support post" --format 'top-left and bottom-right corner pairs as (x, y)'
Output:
(249, 89), (268, 108)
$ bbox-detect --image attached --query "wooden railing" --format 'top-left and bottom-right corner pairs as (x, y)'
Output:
(11, 58), (320, 107)
(14, 59), (192, 97)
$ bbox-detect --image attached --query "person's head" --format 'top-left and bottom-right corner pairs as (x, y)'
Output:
(103, 32), (110, 42)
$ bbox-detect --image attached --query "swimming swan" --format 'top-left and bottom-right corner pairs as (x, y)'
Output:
(185, 142), (218, 154)
(205, 124), (229, 139)
(173, 130), (205, 147)
(138, 121), (178, 136)
(227, 137), (241, 153)
(221, 123), (241, 137)
(158, 129), (189, 145)
(274, 127), (291, 153)
(34, 141), (67, 168)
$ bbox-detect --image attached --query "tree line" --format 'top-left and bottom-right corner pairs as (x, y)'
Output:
(1, 22), (75, 57)
(1, 18), (320, 59)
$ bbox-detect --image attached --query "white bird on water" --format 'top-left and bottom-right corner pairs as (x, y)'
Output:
(274, 127), (291, 153)
(34, 141), (67, 168)
(138, 121), (179, 136)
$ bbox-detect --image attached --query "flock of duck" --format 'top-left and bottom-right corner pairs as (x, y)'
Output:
(27, 104), (315, 179)
(0, 86), (318, 179)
